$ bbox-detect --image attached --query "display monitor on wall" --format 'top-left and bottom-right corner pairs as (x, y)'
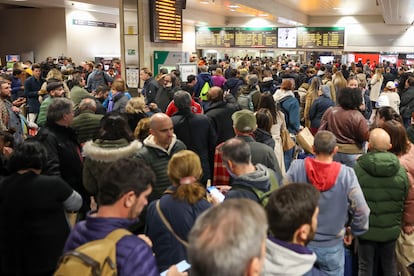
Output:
(277, 28), (297, 48)
(320, 56), (334, 64)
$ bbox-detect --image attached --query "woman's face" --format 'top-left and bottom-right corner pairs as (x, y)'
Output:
(347, 79), (358, 89)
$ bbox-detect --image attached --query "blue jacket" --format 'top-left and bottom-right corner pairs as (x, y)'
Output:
(24, 76), (44, 113)
(309, 96), (334, 129)
(279, 95), (301, 134)
(145, 187), (211, 272)
(64, 215), (158, 276)
(287, 159), (370, 247)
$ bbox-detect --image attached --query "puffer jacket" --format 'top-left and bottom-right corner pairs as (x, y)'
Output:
(354, 151), (408, 242)
(399, 144), (414, 226)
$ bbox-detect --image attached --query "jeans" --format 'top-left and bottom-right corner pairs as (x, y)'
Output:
(308, 242), (345, 276)
(358, 239), (397, 276)
(283, 146), (295, 171)
(333, 152), (362, 168)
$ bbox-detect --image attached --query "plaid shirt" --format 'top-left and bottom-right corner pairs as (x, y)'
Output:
(213, 142), (230, 186)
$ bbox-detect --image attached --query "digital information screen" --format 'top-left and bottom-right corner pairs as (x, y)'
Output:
(196, 27), (277, 48)
(150, 0), (183, 43)
(195, 27), (234, 48)
(297, 27), (344, 49)
(195, 27), (344, 49)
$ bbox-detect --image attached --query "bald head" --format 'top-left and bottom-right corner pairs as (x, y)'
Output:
(369, 128), (391, 152)
(207, 86), (223, 102)
(150, 113), (171, 129)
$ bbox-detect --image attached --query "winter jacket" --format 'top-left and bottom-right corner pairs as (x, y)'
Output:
(254, 128), (275, 150)
(309, 97), (334, 129)
(223, 77), (243, 97)
(143, 78), (159, 104)
(319, 106), (369, 153)
(399, 144), (414, 226)
(146, 186), (211, 272)
(400, 86), (414, 118)
(287, 158), (370, 247)
(194, 73), (213, 99)
(64, 214), (158, 276)
(155, 86), (179, 112)
(135, 135), (186, 201)
(71, 110), (103, 144)
(24, 76), (44, 114)
(354, 151), (408, 242)
(70, 85), (90, 110)
(172, 109), (217, 184)
(83, 139), (142, 196)
(225, 164), (275, 202)
(273, 91), (301, 134)
(205, 101), (236, 144)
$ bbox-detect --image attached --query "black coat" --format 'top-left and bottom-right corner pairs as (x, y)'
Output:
(37, 122), (89, 213)
(205, 101), (237, 144)
(172, 109), (217, 184)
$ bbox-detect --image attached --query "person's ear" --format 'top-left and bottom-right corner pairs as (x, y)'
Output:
(297, 224), (311, 243)
(388, 143), (392, 150)
(124, 191), (136, 208)
(332, 145), (339, 155)
(247, 257), (262, 276)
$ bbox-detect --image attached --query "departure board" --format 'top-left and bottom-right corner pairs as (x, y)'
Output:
(296, 27), (344, 49)
(195, 27), (234, 48)
(234, 27), (277, 48)
(150, 0), (183, 43)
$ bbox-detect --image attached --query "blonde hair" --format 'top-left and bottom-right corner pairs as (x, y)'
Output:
(168, 150), (206, 204)
(126, 96), (145, 114)
(46, 68), (63, 81)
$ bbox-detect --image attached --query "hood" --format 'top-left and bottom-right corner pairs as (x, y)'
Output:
(264, 238), (316, 276)
(357, 151), (401, 177)
(143, 134), (178, 155)
(305, 158), (341, 192)
(232, 163), (271, 192)
(225, 77), (243, 88)
(113, 91), (125, 102)
(198, 72), (212, 82)
(273, 89), (295, 102)
(254, 128), (272, 141)
(83, 139), (142, 162)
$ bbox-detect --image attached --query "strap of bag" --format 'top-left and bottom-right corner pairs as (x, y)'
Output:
(156, 200), (189, 247)
(105, 228), (131, 243)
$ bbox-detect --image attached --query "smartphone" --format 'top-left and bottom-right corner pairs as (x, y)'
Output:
(160, 260), (191, 276)
(207, 186), (225, 202)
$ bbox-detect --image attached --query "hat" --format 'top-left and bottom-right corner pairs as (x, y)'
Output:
(385, 81), (396, 89)
(232, 110), (257, 133)
(46, 81), (64, 92)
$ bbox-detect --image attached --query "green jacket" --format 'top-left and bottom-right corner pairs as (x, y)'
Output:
(36, 96), (52, 127)
(135, 134), (186, 202)
(354, 151), (409, 242)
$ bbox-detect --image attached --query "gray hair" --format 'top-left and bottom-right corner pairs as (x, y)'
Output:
(79, 97), (96, 111)
(188, 198), (268, 276)
(46, 97), (73, 123)
(314, 130), (337, 155)
(220, 138), (251, 165)
(173, 90), (192, 110)
(247, 74), (258, 86)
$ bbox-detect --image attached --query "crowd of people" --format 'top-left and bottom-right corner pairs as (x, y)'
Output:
(0, 54), (413, 275)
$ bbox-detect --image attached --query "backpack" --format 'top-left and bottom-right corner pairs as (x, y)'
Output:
(231, 169), (279, 207)
(199, 81), (211, 101)
(54, 229), (131, 276)
(237, 90), (258, 111)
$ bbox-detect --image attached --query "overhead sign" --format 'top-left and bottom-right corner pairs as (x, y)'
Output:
(297, 27), (344, 49)
(72, 19), (116, 28)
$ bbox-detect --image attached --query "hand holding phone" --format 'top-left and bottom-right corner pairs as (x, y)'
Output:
(161, 260), (191, 276)
(207, 186), (225, 203)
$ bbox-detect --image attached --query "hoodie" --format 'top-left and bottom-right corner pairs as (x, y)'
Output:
(305, 158), (341, 192)
(225, 164), (272, 202)
(223, 77), (243, 97)
(287, 158), (370, 247)
(263, 237), (324, 276)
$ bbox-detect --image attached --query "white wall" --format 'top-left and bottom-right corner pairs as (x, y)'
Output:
(0, 8), (67, 64)
(65, 8), (121, 64)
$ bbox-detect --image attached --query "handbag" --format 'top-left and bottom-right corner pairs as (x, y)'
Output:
(296, 127), (314, 154)
(281, 128), (295, 151)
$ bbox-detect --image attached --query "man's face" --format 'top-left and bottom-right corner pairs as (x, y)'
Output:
(0, 83), (11, 98)
(51, 87), (65, 98)
(33, 68), (41, 79)
(150, 118), (174, 149)
(128, 186), (152, 219)
(140, 70), (149, 81)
